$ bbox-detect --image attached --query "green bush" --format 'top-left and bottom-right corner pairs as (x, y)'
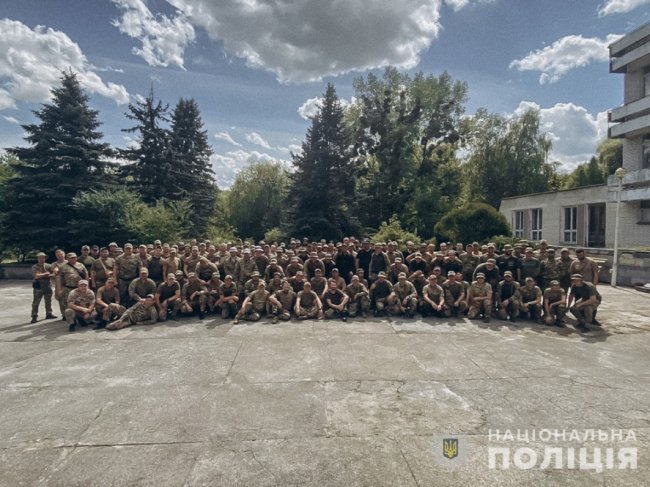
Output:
(263, 227), (285, 244)
(435, 203), (510, 244)
(372, 216), (421, 246)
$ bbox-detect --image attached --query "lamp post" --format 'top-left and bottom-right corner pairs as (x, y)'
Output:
(612, 167), (627, 288)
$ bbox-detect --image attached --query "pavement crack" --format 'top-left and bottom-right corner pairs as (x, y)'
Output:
(396, 439), (420, 487)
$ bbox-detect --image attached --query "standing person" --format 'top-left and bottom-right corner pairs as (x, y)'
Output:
(567, 274), (601, 332)
(163, 248), (182, 278)
(56, 252), (89, 316)
(368, 244), (390, 284)
(64, 280), (95, 332)
(91, 247), (115, 291)
(334, 245), (356, 284)
(355, 240), (373, 279)
(569, 249), (599, 286)
(79, 245), (95, 276)
(558, 248), (575, 292)
(235, 249), (257, 299)
(519, 248), (540, 286)
(539, 248), (561, 290)
(115, 243), (141, 306)
(51, 249), (67, 318)
(31, 252), (57, 323)
(94, 278), (125, 329)
(147, 247), (165, 285)
(496, 245), (521, 282)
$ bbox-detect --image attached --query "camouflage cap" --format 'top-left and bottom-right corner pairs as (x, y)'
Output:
(398, 272), (406, 278)
(78, 279), (89, 285)
(571, 274), (584, 280)
(525, 277), (534, 282)
(476, 273), (485, 278)
(550, 280), (560, 285)
(504, 271), (512, 277)
(378, 271), (387, 277)
(36, 252), (46, 257)
(66, 252), (77, 259)
(224, 274), (233, 280)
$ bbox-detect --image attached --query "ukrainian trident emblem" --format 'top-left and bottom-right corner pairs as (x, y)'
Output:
(443, 438), (458, 459)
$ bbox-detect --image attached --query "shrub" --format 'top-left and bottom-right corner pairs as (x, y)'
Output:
(372, 216), (421, 246)
(434, 203), (510, 244)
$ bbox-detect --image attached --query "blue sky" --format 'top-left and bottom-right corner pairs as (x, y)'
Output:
(1, 0), (649, 187)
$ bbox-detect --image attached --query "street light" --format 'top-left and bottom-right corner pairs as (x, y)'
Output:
(611, 167), (627, 288)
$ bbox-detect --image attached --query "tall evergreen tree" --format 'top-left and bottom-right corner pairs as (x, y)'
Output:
(288, 83), (357, 240)
(169, 98), (216, 235)
(120, 87), (171, 203)
(3, 71), (112, 252)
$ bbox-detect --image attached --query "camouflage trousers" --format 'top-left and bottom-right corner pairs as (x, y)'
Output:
(31, 284), (53, 318)
(420, 301), (450, 318)
(297, 305), (319, 319)
(519, 303), (543, 322)
(468, 298), (492, 319)
(497, 300), (520, 320)
(324, 306), (347, 319)
(545, 304), (567, 325)
(444, 300), (467, 317)
(270, 304), (292, 321)
(221, 301), (238, 319)
(570, 304), (598, 325)
(240, 302), (267, 321)
(387, 295), (418, 316)
(97, 303), (126, 322)
(348, 293), (370, 317)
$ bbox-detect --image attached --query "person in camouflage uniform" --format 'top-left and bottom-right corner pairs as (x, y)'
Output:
(539, 248), (561, 290)
(345, 275), (370, 318)
(94, 278), (125, 328)
(519, 277), (543, 323)
(31, 252), (56, 323)
(496, 271), (520, 322)
(51, 249), (67, 317)
(467, 273), (492, 323)
(310, 268), (328, 296)
(222, 247), (240, 282)
(460, 244), (480, 283)
(56, 252), (89, 315)
(269, 279), (296, 323)
(322, 279), (350, 321)
(206, 272), (223, 314)
(557, 248), (575, 292)
(442, 271), (467, 317)
(244, 271), (263, 297)
(156, 273), (182, 321)
(567, 274), (602, 332)
(64, 280), (95, 332)
(543, 280), (566, 327)
(218, 275), (239, 319)
(369, 272), (393, 316)
(91, 247), (115, 291)
(115, 243), (141, 306)
(388, 272), (418, 317)
(236, 249), (258, 299)
(181, 273), (208, 319)
(388, 257), (409, 284)
(519, 248), (540, 286)
(295, 281), (323, 320)
(234, 281), (270, 323)
(421, 275), (447, 318)
(106, 294), (158, 330)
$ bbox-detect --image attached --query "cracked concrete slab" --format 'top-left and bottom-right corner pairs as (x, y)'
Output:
(0, 280), (648, 485)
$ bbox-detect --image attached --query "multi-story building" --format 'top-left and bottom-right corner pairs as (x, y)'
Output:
(499, 21), (650, 252)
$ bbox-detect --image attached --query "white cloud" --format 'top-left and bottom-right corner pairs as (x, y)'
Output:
(111, 0), (195, 70)
(211, 149), (289, 188)
(166, 0), (447, 82)
(215, 131), (242, 147)
(598, 0), (650, 16)
(510, 34), (622, 84)
(444, 0), (469, 10)
(297, 96), (357, 120)
(2, 115), (19, 124)
(245, 132), (272, 149)
(513, 101), (608, 170)
(0, 19), (129, 109)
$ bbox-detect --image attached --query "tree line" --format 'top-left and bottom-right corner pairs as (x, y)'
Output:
(0, 68), (622, 259)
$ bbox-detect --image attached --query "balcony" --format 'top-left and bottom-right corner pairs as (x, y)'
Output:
(610, 95), (650, 122)
(607, 168), (650, 202)
(609, 113), (650, 138)
(610, 32), (650, 73)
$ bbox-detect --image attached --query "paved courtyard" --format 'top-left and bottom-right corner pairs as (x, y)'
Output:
(0, 280), (649, 486)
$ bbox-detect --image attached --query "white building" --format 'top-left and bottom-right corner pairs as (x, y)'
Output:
(499, 21), (650, 251)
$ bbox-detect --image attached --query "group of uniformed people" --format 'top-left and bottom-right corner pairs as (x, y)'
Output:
(30, 237), (602, 333)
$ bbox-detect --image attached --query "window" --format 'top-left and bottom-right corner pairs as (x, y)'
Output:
(531, 209), (543, 241)
(513, 211), (524, 238)
(641, 200), (650, 224)
(563, 207), (578, 243)
(643, 135), (650, 169)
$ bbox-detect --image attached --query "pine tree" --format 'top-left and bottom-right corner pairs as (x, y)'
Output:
(287, 83), (357, 240)
(169, 98), (216, 235)
(3, 71), (112, 252)
(120, 87), (171, 203)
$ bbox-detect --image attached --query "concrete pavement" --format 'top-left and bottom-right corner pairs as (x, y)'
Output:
(0, 281), (649, 486)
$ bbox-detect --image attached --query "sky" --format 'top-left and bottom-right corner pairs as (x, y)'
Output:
(0, 0), (649, 188)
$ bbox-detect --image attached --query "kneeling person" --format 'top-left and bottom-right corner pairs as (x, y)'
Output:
(544, 280), (567, 327)
(323, 279), (350, 321)
(269, 280), (295, 323)
(234, 281), (270, 323)
(519, 277), (543, 323)
(181, 273), (208, 319)
(496, 271), (520, 322)
(94, 278), (125, 329)
(345, 275), (370, 318)
(421, 275), (447, 317)
(156, 273), (181, 321)
(64, 280), (95, 332)
(295, 281), (323, 320)
(388, 272), (418, 317)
